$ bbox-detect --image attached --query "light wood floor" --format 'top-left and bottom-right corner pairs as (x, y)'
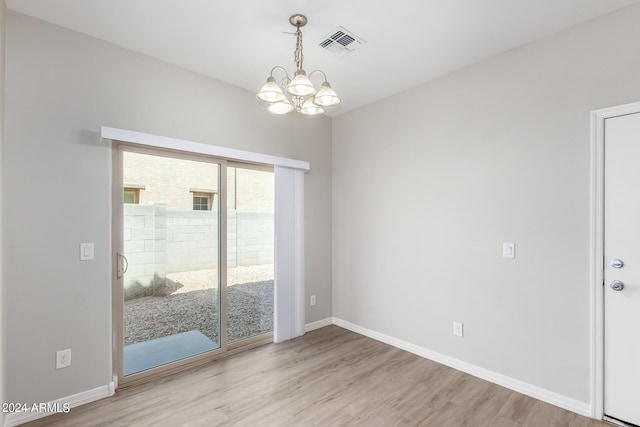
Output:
(25, 325), (607, 426)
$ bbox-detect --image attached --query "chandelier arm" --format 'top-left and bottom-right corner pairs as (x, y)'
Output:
(269, 66), (290, 79)
(308, 70), (328, 83)
(280, 77), (292, 90)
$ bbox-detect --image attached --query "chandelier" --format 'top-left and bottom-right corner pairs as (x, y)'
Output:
(256, 14), (341, 116)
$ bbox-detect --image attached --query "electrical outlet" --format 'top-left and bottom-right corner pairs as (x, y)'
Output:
(56, 349), (71, 369)
(453, 322), (463, 337)
(310, 295), (316, 306)
(502, 242), (515, 259)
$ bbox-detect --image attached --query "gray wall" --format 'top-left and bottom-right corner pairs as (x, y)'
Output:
(0, 0), (6, 423)
(4, 11), (332, 405)
(332, 4), (640, 404)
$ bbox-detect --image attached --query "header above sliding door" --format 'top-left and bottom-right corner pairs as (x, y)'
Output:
(101, 126), (310, 171)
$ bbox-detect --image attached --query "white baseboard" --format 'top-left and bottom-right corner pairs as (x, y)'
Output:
(305, 317), (333, 332)
(332, 317), (592, 418)
(4, 382), (115, 427)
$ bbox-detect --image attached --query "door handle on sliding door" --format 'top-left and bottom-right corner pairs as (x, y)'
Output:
(117, 252), (128, 279)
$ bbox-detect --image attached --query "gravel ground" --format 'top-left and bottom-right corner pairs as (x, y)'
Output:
(124, 265), (274, 345)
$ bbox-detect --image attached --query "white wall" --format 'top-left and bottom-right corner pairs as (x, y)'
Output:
(0, 0), (6, 423)
(333, 4), (640, 405)
(4, 11), (332, 405)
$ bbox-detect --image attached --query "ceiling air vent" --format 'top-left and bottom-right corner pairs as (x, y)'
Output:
(318, 26), (366, 57)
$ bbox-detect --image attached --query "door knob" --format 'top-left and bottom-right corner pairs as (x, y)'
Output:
(610, 259), (624, 269)
(610, 280), (624, 292)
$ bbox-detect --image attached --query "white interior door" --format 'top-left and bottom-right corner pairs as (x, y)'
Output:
(604, 112), (640, 426)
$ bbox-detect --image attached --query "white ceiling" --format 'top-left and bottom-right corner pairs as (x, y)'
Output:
(6, 0), (640, 115)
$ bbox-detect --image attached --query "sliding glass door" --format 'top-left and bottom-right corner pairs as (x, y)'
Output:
(119, 148), (222, 377)
(113, 144), (274, 385)
(226, 165), (275, 345)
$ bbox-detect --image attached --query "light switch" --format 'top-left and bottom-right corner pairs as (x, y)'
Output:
(453, 321), (463, 337)
(502, 242), (515, 259)
(80, 243), (94, 261)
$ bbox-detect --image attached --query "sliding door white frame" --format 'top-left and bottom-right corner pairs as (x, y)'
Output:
(102, 126), (309, 383)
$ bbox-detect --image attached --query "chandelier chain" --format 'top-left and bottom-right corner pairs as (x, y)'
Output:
(294, 27), (304, 71)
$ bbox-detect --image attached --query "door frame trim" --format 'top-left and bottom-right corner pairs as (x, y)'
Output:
(590, 100), (640, 420)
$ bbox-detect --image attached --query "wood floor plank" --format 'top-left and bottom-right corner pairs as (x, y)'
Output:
(22, 326), (607, 427)
(495, 391), (541, 424)
(418, 401), (470, 426)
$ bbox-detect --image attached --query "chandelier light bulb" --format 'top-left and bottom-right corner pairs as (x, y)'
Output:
(300, 99), (324, 116)
(313, 81), (341, 107)
(268, 100), (294, 115)
(256, 77), (286, 104)
(286, 70), (316, 97)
